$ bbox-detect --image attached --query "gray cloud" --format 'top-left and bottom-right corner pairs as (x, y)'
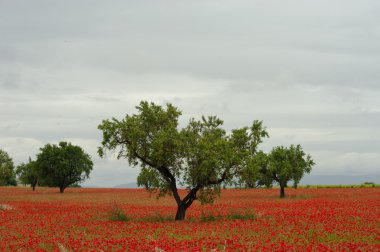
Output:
(1, 0), (379, 186)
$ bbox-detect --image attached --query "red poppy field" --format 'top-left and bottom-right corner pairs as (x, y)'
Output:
(0, 187), (379, 251)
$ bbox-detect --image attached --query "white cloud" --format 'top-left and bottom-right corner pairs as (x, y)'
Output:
(0, 137), (43, 164)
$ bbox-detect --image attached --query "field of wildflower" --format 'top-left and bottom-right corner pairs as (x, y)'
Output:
(0, 187), (379, 251)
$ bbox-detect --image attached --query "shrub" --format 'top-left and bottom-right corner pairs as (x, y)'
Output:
(144, 213), (173, 222)
(227, 209), (255, 220)
(108, 203), (131, 222)
(201, 212), (218, 222)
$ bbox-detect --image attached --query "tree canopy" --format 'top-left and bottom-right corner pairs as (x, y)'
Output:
(36, 142), (93, 193)
(16, 158), (39, 190)
(238, 150), (270, 188)
(262, 145), (315, 198)
(98, 101), (268, 220)
(0, 149), (17, 186)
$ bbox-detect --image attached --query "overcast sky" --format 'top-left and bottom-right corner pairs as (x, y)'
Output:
(1, 0), (379, 187)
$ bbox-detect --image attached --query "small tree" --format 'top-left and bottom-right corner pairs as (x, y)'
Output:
(0, 149), (17, 186)
(98, 101), (268, 220)
(263, 145), (315, 198)
(36, 142), (93, 193)
(16, 158), (39, 191)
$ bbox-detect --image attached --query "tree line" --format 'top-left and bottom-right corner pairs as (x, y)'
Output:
(1, 101), (314, 220)
(1, 142), (93, 193)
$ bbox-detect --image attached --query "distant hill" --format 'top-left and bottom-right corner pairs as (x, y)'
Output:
(113, 182), (139, 188)
(81, 185), (101, 188)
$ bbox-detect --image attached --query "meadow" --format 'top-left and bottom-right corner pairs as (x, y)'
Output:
(0, 187), (379, 251)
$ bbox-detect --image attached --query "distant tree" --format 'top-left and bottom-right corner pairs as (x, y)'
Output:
(262, 145), (315, 198)
(238, 151), (270, 188)
(16, 158), (39, 190)
(0, 149), (17, 186)
(231, 119), (269, 188)
(98, 101), (268, 220)
(36, 142), (93, 193)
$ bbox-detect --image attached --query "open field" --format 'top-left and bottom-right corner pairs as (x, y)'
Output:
(1, 187), (379, 251)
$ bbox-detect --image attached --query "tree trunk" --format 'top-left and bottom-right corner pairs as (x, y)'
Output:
(175, 204), (187, 221)
(59, 186), (65, 193)
(280, 185), (285, 198)
(32, 184), (36, 191)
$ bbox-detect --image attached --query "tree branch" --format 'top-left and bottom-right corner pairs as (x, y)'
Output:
(273, 172), (280, 182)
(206, 170), (228, 186)
(183, 185), (201, 205)
(115, 137), (182, 205)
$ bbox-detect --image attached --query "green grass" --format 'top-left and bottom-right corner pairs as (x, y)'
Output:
(200, 209), (256, 222)
(107, 204), (174, 222)
(200, 212), (218, 222)
(108, 209), (257, 223)
(227, 209), (255, 220)
(143, 213), (173, 222)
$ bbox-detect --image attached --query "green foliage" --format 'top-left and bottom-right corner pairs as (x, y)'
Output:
(0, 149), (17, 186)
(98, 101), (269, 220)
(36, 142), (93, 193)
(108, 204), (131, 222)
(199, 209), (256, 222)
(232, 120), (269, 188)
(262, 145), (315, 197)
(16, 158), (39, 190)
(98, 101), (182, 167)
(363, 182), (375, 186)
(227, 209), (256, 220)
(69, 183), (82, 188)
(200, 212), (217, 222)
(239, 151), (270, 188)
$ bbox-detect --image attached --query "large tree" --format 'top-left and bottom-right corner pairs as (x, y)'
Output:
(0, 149), (17, 186)
(98, 101), (268, 220)
(16, 158), (39, 191)
(36, 142), (93, 193)
(262, 145), (315, 198)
